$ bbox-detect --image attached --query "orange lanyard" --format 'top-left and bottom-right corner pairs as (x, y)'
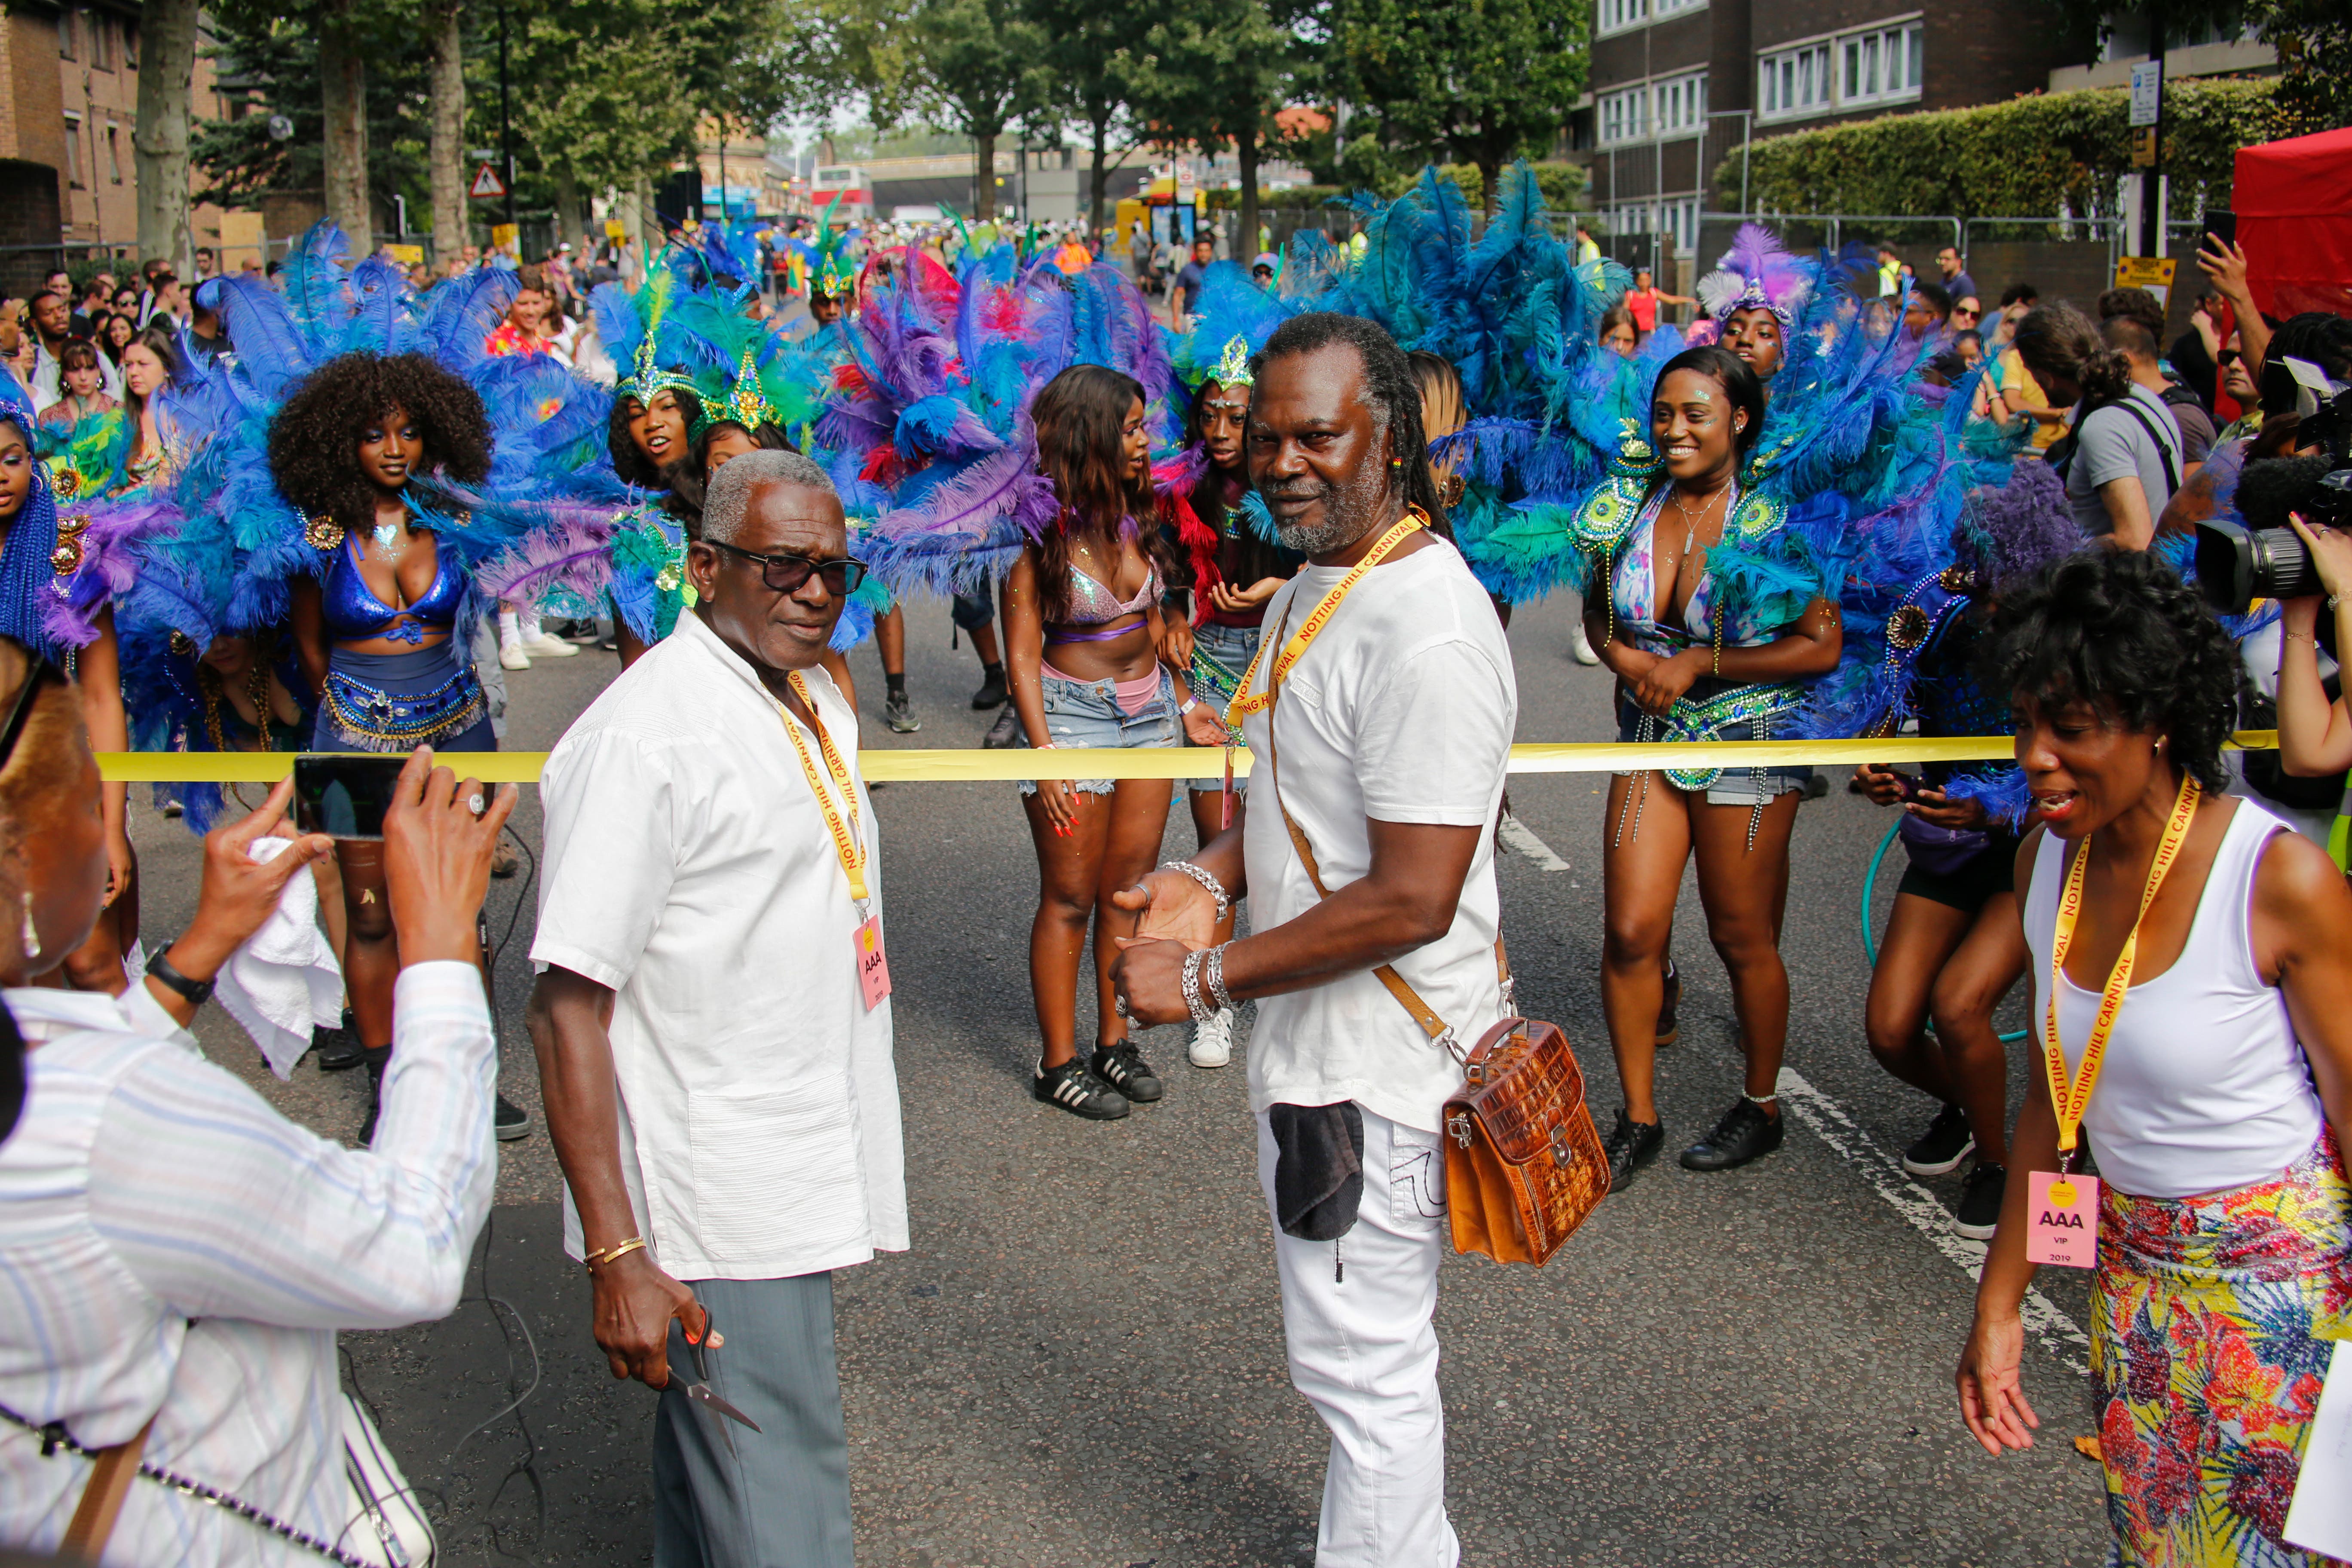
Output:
(1225, 510), (1425, 730)
(770, 671), (870, 909)
(2042, 772), (2199, 1168)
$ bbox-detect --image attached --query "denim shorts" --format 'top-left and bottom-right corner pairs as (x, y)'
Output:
(1021, 666), (1179, 796)
(1187, 619), (1259, 794)
(1614, 691), (1813, 807)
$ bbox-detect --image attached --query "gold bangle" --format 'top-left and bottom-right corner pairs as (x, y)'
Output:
(584, 1236), (647, 1270)
(2284, 631), (2319, 646)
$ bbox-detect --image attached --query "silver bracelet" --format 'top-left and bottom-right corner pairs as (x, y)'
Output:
(1181, 947), (1216, 1025)
(1161, 859), (1232, 920)
(1204, 942), (1234, 1012)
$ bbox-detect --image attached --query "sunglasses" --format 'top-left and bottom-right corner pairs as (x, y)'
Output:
(0, 658), (60, 771)
(2219, 349), (2242, 368)
(1953, 306), (1981, 319)
(704, 539), (867, 596)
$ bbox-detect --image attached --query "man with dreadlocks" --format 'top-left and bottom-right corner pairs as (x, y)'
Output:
(1112, 314), (1515, 1567)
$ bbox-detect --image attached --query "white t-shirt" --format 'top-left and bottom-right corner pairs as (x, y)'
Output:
(533, 611), (908, 1281)
(1241, 537), (1518, 1134)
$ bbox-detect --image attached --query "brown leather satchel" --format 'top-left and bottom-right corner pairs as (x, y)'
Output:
(1441, 1013), (1610, 1265)
(1260, 686), (1605, 1268)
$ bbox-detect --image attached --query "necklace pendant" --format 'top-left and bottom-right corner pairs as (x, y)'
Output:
(373, 523), (400, 551)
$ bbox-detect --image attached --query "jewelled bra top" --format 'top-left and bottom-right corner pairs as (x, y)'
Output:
(1047, 558), (1162, 643)
(323, 533), (465, 643)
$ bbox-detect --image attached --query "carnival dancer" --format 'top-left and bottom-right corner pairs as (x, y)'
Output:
(1688, 224), (1818, 390)
(1157, 340), (1299, 1068)
(268, 350), (527, 1144)
(1837, 460), (2078, 1238)
(1111, 313), (1515, 1567)
(1004, 364), (1222, 1117)
(1956, 547), (2352, 1568)
(0, 379), (144, 993)
(1575, 346), (1844, 1183)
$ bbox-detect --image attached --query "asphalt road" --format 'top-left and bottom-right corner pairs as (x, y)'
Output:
(135, 588), (2110, 1567)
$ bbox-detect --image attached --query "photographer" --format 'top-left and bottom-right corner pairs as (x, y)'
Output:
(0, 636), (514, 1566)
(2272, 457), (2352, 858)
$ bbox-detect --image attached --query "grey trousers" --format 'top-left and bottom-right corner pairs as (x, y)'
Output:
(652, 1272), (853, 1568)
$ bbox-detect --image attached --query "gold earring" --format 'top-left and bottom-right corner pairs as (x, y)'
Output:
(20, 890), (38, 960)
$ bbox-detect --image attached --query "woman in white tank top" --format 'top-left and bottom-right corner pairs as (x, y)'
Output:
(1954, 550), (2352, 1568)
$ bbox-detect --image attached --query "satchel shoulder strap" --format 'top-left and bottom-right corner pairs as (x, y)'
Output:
(61, 1417), (153, 1563)
(1257, 609), (1506, 1065)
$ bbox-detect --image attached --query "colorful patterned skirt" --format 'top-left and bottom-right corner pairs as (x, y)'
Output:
(2091, 1131), (2352, 1567)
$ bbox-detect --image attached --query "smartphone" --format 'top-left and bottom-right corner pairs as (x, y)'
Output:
(293, 753), (407, 840)
(2203, 210), (2237, 251)
(1889, 770), (1926, 802)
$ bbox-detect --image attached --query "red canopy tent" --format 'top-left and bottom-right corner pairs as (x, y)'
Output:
(2235, 125), (2352, 319)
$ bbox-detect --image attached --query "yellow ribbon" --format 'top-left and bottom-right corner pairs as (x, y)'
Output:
(92, 733), (2282, 786)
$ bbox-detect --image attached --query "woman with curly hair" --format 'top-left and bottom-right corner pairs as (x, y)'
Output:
(1956, 548), (2352, 1566)
(1006, 363), (1225, 1119)
(273, 349), (521, 1142)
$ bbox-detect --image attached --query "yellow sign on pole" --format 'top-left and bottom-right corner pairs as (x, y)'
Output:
(2114, 256), (2177, 290)
(489, 223), (519, 252)
(2130, 125), (2159, 169)
(385, 243), (424, 265)
(604, 218), (628, 240)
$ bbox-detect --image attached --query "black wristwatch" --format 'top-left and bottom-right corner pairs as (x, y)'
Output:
(145, 945), (216, 1006)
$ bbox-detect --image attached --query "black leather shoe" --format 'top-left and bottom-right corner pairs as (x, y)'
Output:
(495, 1093), (533, 1142)
(970, 669), (1009, 710)
(314, 1012), (366, 1072)
(1090, 1042), (1164, 1104)
(1603, 1109), (1665, 1192)
(1679, 1097), (1785, 1171)
(1655, 957), (1681, 1047)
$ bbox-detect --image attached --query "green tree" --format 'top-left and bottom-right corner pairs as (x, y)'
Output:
(1329, 0), (1588, 214)
(1127, 0), (1300, 258)
(1026, 0), (1148, 237)
(903, 0), (1050, 219)
(2244, 0), (2352, 135)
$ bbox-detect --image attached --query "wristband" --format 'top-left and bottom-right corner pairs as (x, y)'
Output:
(145, 944), (216, 1006)
(1180, 695), (1200, 715)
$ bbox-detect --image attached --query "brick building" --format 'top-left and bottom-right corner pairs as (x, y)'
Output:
(0, 0), (230, 293)
(1577, 0), (2089, 281)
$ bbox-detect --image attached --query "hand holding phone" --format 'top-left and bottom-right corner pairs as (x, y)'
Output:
(381, 748), (516, 967)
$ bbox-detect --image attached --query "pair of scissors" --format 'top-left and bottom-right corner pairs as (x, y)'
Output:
(676, 1306), (763, 1453)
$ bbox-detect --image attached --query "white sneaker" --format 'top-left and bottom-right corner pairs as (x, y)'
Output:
(521, 634), (580, 658)
(498, 643), (531, 671)
(1188, 1007), (1235, 1069)
(1570, 625), (1601, 666)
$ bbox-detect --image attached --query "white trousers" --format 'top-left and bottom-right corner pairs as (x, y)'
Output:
(1258, 1108), (1461, 1568)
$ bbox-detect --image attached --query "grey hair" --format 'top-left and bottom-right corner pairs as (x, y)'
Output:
(702, 450), (836, 546)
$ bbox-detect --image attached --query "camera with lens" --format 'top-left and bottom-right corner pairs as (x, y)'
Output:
(2193, 363), (2352, 615)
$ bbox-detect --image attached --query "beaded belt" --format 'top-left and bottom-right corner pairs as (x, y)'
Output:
(322, 662), (487, 753)
(1629, 680), (1809, 792)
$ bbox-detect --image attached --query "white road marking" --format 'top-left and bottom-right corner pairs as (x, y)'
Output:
(1776, 1066), (2092, 1377)
(1499, 815), (1571, 873)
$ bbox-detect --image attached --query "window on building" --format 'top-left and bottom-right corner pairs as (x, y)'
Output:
(58, 8), (77, 59)
(62, 119), (83, 189)
(1654, 72), (1709, 136)
(89, 13), (111, 70)
(1841, 22), (1923, 107)
(1758, 41), (1834, 120)
(1600, 86), (1653, 145)
(123, 21), (136, 67)
(1596, 0), (1648, 35)
(107, 124), (123, 184)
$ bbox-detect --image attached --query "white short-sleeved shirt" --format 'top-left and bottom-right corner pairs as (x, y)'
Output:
(533, 611), (908, 1282)
(1240, 536), (1518, 1134)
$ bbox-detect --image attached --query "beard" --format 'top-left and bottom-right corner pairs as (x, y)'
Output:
(1267, 472), (1388, 556)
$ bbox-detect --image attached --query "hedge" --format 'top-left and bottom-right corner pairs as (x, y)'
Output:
(1208, 160), (1589, 213)
(1715, 77), (2277, 221)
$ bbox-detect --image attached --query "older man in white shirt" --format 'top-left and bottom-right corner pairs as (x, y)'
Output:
(528, 450), (905, 1568)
